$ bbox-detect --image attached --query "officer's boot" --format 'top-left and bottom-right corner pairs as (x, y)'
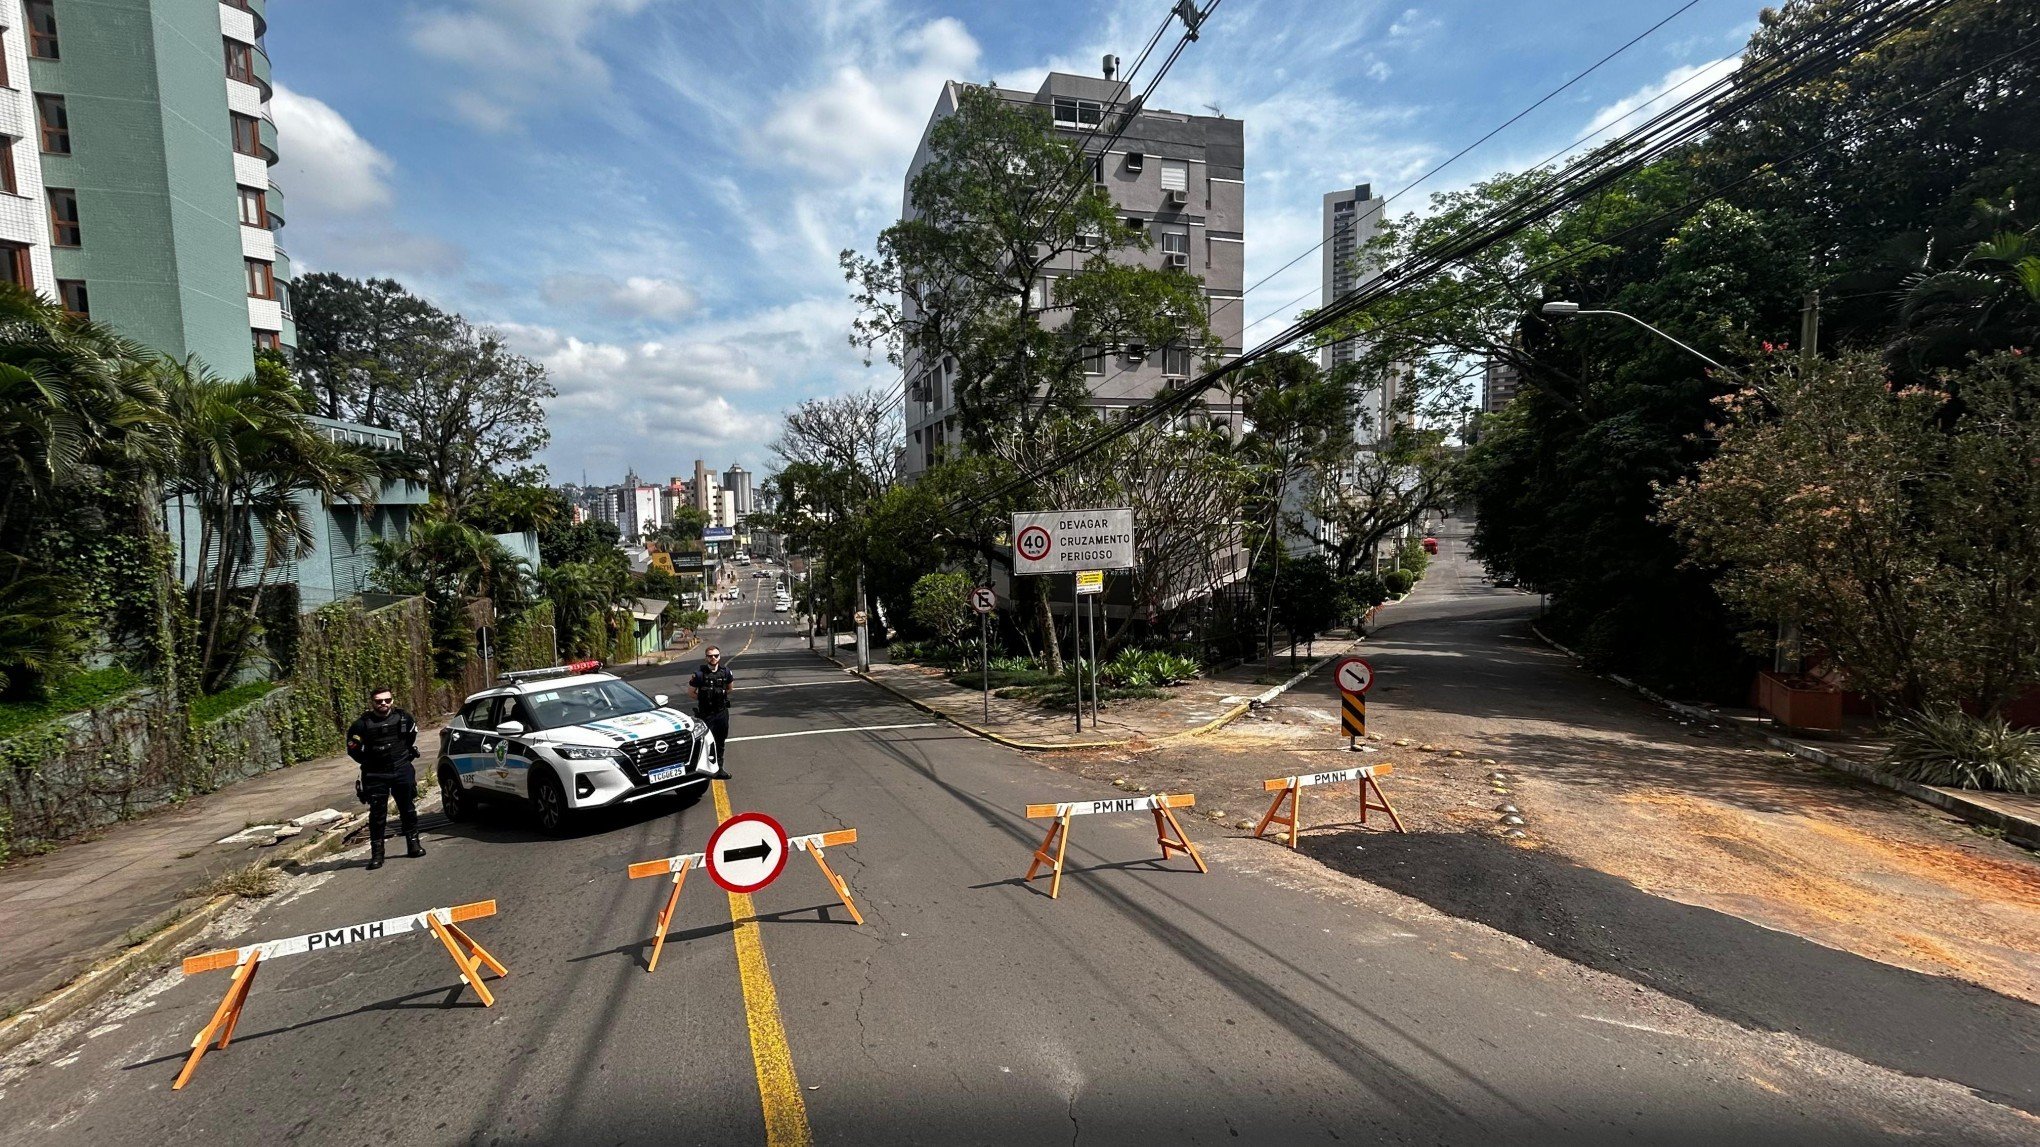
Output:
(367, 836), (386, 871)
(406, 833), (427, 858)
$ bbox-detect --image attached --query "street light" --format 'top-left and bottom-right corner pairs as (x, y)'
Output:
(1541, 300), (1730, 374)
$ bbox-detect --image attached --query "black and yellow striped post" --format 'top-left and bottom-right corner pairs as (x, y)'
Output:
(1340, 693), (1367, 747)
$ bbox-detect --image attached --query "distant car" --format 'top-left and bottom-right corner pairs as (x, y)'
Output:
(1421, 536), (1438, 555)
(437, 662), (717, 835)
(773, 600), (790, 613)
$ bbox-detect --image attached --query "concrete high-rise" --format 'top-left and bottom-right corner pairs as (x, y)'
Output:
(1320, 184), (1395, 440)
(899, 68), (1244, 478)
(721, 464), (752, 518)
(16, 0), (292, 377)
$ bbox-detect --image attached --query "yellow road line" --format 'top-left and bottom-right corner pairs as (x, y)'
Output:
(713, 778), (812, 1147)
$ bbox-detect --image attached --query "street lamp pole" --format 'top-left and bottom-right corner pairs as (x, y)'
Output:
(1540, 301), (1731, 374)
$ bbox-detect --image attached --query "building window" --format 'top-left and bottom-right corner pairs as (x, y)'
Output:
(224, 39), (255, 84)
(26, 1), (57, 60)
(1160, 228), (1189, 268)
(57, 279), (88, 318)
(245, 258), (274, 299)
(47, 189), (79, 246)
(253, 329), (281, 352)
(1082, 346), (1106, 376)
(0, 29), (10, 87)
(1160, 159), (1189, 203)
(231, 113), (261, 158)
(0, 139), (16, 195)
(238, 186), (267, 228)
(36, 95), (69, 154)
(1052, 97), (1103, 128)
(0, 243), (29, 288)
(1162, 345), (1192, 378)
(1027, 275), (1053, 311)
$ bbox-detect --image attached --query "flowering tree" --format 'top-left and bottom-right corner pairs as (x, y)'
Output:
(1659, 350), (2040, 715)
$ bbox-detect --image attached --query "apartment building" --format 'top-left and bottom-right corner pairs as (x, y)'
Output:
(1483, 357), (1520, 413)
(12, 0), (290, 377)
(899, 67), (1245, 478)
(1320, 183), (1400, 442)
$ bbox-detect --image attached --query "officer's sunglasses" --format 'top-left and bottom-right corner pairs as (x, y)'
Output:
(372, 695), (394, 707)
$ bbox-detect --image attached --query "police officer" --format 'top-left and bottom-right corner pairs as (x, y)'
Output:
(346, 686), (425, 870)
(687, 646), (735, 774)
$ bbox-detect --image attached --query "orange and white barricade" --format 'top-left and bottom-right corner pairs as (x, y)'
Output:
(628, 827), (863, 973)
(1255, 764), (1404, 847)
(1023, 793), (1207, 899)
(173, 900), (505, 1089)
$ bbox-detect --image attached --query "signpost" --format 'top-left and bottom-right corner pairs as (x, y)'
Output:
(702, 526), (735, 543)
(1012, 511), (1135, 735)
(970, 587), (996, 723)
(1334, 655), (1374, 748)
(706, 811), (790, 895)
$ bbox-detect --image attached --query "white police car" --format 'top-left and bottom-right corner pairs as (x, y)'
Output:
(436, 661), (719, 835)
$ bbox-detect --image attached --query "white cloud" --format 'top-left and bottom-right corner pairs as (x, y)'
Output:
(542, 274), (699, 321)
(304, 224), (469, 279)
(409, 0), (662, 130)
(1583, 56), (1739, 143)
(756, 17), (980, 176)
(1388, 8), (1441, 39)
(270, 84), (394, 214)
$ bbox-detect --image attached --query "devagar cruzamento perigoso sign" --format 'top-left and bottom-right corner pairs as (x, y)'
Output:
(1010, 509), (1136, 576)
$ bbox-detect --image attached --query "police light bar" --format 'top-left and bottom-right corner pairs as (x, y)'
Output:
(498, 660), (604, 682)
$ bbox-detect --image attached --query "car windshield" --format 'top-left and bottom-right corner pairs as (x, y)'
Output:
(520, 679), (658, 730)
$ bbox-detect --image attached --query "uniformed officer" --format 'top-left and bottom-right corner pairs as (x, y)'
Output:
(346, 686), (426, 871)
(687, 646), (735, 774)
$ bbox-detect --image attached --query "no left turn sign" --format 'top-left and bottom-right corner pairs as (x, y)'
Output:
(706, 812), (790, 894)
(1335, 656), (1374, 696)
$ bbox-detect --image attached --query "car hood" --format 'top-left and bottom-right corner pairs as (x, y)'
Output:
(533, 708), (701, 748)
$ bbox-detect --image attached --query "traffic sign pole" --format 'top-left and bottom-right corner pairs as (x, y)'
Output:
(980, 609), (991, 723)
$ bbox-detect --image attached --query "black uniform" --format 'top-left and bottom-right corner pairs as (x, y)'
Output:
(346, 707), (423, 865)
(688, 662), (735, 770)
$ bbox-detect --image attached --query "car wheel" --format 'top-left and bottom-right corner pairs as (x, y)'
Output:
(531, 766), (571, 836)
(439, 762), (476, 822)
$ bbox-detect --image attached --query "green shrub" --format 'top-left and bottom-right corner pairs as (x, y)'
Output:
(1100, 649), (1202, 688)
(1884, 709), (2040, 793)
(0, 666), (142, 738)
(1341, 571), (1388, 610)
(191, 680), (279, 725)
(1383, 569), (1415, 597)
(987, 655), (1042, 673)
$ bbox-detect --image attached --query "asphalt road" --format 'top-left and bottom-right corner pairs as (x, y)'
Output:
(0, 571), (2032, 1145)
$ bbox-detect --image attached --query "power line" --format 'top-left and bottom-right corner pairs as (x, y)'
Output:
(939, 0), (1990, 522)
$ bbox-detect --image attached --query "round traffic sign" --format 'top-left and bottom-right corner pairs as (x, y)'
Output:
(970, 587), (996, 614)
(706, 811), (790, 894)
(1015, 525), (1052, 563)
(1334, 656), (1374, 695)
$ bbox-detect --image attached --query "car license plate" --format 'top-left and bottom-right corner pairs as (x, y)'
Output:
(647, 765), (686, 784)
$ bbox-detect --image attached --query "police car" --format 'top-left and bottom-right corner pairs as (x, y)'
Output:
(436, 661), (719, 835)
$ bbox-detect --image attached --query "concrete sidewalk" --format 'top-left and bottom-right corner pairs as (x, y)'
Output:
(0, 725), (442, 1040)
(828, 633), (1365, 749)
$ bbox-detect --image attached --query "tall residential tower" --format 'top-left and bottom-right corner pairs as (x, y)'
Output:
(12, 0), (290, 377)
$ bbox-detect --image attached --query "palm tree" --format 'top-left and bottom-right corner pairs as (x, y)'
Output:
(1898, 195), (2040, 366)
(159, 360), (386, 692)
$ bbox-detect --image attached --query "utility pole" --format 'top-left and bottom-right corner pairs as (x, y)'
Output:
(1776, 290), (1821, 676)
(855, 566), (870, 672)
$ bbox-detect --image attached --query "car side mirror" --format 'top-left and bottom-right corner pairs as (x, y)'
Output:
(495, 720), (525, 736)
(654, 694), (670, 707)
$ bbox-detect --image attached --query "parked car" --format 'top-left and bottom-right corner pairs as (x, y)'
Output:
(437, 662), (717, 835)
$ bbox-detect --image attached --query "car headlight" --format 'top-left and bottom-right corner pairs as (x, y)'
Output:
(554, 744), (621, 761)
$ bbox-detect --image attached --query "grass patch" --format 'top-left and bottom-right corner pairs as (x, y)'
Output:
(191, 680), (280, 725)
(202, 861), (282, 899)
(0, 667), (143, 738)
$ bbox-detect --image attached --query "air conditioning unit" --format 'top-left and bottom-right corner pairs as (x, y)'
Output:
(1166, 251), (1188, 268)
(1126, 152), (1145, 173)
(1166, 188), (1188, 207)
(1124, 341), (1147, 361)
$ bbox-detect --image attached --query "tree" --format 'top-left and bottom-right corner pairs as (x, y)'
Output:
(465, 475), (568, 536)
(160, 361), (387, 692)
(291, 272), (555, 517)
(910, 570), (974, 655)
(1660, 350), (2040, 716)
(842, 85), (1217, 451)
(371, 518), (531, 676)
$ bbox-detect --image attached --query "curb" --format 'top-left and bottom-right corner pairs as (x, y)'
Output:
(1528, 624), (2040, 851)
(0, 805), (375, 1058)
(829, 635), (1367, 754)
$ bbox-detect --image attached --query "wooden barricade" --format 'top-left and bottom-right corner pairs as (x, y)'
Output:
(1023, 793), (1207, 899)
(173, 900), (504, 1090)
(1255, 764), (1404, 848)
(628, 828), (863, 973)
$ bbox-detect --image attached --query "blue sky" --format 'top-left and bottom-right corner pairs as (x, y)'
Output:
(268, 0), (1759, 485)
